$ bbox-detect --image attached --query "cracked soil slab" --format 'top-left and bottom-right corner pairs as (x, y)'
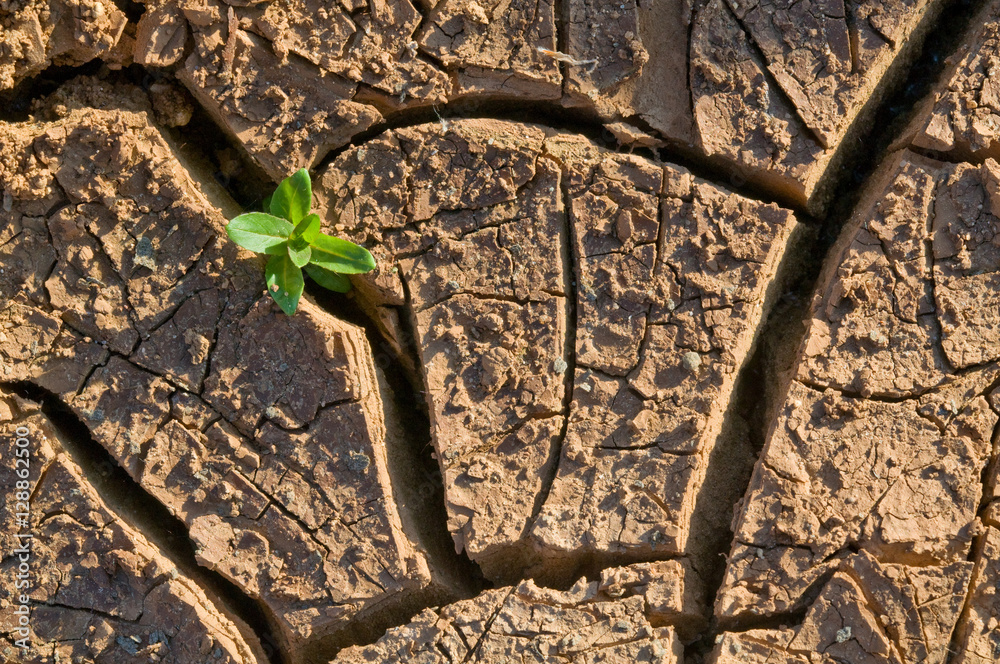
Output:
(0, 0), (128, 91)
(710, 550), (971, 664)
(713, 45), (1000, 653)
(901, 0), (1000, 162)
(330, 560), (698, 663)
(52, 0), (949, 216)
(951, 503), (1000, 664)
(314, 118), (801, 592)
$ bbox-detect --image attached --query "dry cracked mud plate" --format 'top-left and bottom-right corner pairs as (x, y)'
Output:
(5, 0), (1000, 662)
(0, 0), (129, 89)
(707, 2), (1000, 661)
(0, 100), (476, 662)
(331, 561), (695, 664)
(312, 119), (803, 587)
(0, 87), (802, 661)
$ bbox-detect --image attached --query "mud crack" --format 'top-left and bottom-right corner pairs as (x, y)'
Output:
(304, 282), (489, 651)
(527, 148), (578, 531)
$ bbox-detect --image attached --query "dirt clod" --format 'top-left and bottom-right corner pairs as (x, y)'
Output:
(0, 0), (127, 90)
(331, 561), (693, 663)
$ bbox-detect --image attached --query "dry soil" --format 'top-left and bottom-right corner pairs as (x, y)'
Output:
(3, 0), (1000, 663)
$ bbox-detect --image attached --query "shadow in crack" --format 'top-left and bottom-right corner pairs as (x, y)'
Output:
(303, 283), (490, 643)
(0, 61), (105, 122)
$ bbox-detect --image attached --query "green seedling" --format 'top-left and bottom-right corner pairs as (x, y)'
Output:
(225, 169), (375, 315)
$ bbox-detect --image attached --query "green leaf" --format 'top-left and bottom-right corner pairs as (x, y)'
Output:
(305, 264), (352, 293)
(226, 213), (294, 254)
(291, 213), (321, 244)
(261, 194), (272, 213)
(263, 241), (290, 256)
(265, 253), (305, 315)
(270, 169), (312, 223)
(288, 242), (312, 268)
(308, 233), (376, 274)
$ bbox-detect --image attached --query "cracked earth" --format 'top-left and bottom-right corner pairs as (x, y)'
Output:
(4, 0), (1000, 663)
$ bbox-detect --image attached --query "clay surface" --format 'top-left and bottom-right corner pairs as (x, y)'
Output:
(315, 122), (569, 579)
(716, 150), (1000, 625)
(952, 503), (1000, 664)
(0, 99), (460, 663)
(710, 551), (970, 664)
(690, 0), (947, 212)
(5, 0), (1000, 662)
(905, 0), (1000, 161)
(0, 0), (127, 90)
(710, 14), (1000, 650)
(0, 393), (266, 664)
(24, 0), (941, 214)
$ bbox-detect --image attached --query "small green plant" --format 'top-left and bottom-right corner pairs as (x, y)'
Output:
(225, 169), (375, 315)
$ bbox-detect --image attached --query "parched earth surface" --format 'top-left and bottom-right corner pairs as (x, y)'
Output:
(4, 0), (1000, 663)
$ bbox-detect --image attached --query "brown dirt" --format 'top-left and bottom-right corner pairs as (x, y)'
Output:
(2, 0), (946, 212)
(708, 3), (1000, 661)
(1, 0), (127, 89)
(3, 0), (1000, 663)
(333, 561), (694, 663)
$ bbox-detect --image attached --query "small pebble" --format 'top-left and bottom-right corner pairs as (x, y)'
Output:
(681, 351), (701, 372)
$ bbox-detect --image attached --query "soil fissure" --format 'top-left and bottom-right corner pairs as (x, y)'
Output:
(944, 416), (1000, 664)
(303, 282), (488, 651)
(528, 150), (578, 528)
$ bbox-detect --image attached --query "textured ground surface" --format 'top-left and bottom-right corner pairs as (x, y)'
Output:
(3, 0), (1000, 663)
(0, 393), (267, 663)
